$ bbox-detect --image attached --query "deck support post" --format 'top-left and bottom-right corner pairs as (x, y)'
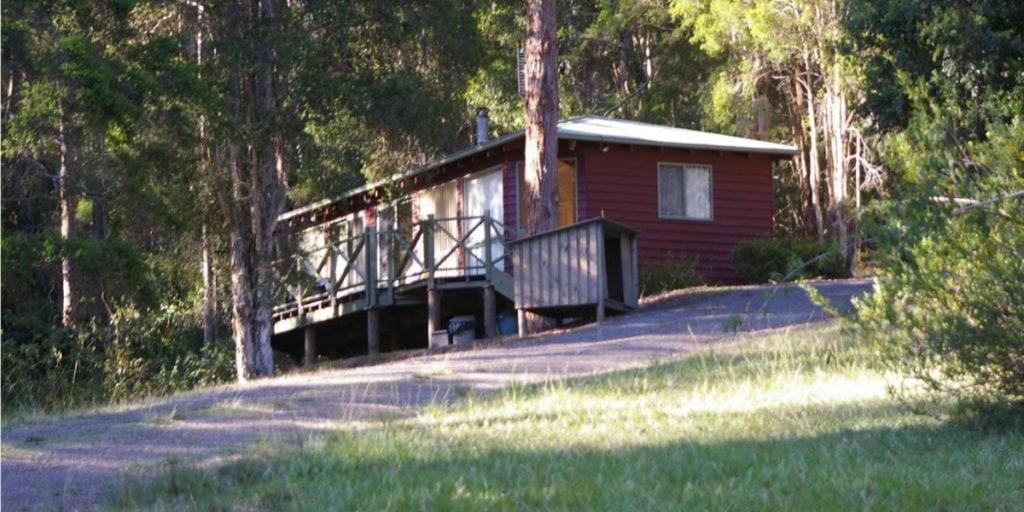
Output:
(367, 308), (380, 356)
(425, 215), (441, 345)
(427, 288), (441, 341)
(483, 285), (497, 338)
(303, 326), (317, 367)
(389, 312), (401, 352)
(517, 308), (527, 337)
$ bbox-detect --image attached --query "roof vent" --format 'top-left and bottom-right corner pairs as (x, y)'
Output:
(475, 107), (490, 144)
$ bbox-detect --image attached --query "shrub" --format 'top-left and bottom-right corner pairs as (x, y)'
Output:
(1, 303), (235, 413)
(854, 89), (1024, 412)
(731, 236), (847, 283)
(639, 254), (702, 296)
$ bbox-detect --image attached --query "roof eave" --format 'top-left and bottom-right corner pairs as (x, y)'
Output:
(559, 133), (798, 156)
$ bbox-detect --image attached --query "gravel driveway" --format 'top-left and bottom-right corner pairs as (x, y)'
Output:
(1, 279), (873, 511)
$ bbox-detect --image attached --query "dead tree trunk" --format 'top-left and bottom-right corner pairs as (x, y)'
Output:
(523, 0), (559, 235)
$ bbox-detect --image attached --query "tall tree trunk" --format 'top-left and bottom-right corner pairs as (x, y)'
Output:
(826, 69), (848, 252)
(222, 0), (287, 381)
(58, 106), (76, 326)
(194, 1), (217, 348)
(617, 29), (646, 93)
(202, 223), (217, 346)
(523, 0), (559, 235)
(91, 194), (108, 239)
(788, 69), (813, 235)
(802, 48), (824, 241)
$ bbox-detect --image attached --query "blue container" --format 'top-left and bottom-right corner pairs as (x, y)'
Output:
(496, 311), (517, 336)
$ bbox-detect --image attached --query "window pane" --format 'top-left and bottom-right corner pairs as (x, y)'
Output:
(658, 166), (684, 218)
(684, 166), (711, 219)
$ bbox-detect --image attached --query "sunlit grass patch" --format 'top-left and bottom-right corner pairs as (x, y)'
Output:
(115, 324), (1024, 511)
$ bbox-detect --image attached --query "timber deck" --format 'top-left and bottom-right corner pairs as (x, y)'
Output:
(272, 215), (513, 335)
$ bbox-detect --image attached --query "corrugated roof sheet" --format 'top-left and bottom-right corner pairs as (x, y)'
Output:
(558, 116), (797, 155)
(278, 116), (797, 222)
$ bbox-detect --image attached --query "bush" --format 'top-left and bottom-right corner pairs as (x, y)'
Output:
(731, 236), (847, 283)
(1, 303), (235, 413)
(639, 254), (702, 296)
(1, 231), (155, 343)
(854, 90), (1024, 412)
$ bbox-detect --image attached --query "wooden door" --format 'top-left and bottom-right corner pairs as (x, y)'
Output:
(518, 159), (576, 234)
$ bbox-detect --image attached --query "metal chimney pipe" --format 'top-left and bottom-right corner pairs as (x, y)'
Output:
(475, 107), (490, 144)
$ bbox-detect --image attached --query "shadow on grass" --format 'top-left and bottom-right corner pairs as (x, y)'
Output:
(114, 399), (1024, 512)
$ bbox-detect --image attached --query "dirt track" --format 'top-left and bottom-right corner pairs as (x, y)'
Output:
(1, 279), (873, 511)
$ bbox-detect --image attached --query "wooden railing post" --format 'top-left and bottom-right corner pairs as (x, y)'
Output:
(387, 227), (396, 301)
(424, 215), (441, 342)
(424, 215), (436, 288)
(329, 235), (338, 315)
(365, 228), (378, 308)
(482, 211), (497, 338)
(365, 228), (380, 355)
(483, 211), (493, 280)
(295, 255), (304, 319)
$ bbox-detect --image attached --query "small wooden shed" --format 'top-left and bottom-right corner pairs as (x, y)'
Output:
(509, 217), (638, 332)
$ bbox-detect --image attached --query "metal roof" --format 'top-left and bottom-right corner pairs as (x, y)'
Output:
(279, 116), (797, 222)
(558, 116), (797, 155)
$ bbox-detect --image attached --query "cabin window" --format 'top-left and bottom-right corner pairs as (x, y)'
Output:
(657, 163), (712, 220)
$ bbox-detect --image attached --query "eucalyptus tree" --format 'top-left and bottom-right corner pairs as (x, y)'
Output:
(671, 0), (881, 252)
(2, 0), (157, 324)
(522, 0), (560, 235)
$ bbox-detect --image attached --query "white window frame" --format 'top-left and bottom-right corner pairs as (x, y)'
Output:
(657, 162), (714, 221)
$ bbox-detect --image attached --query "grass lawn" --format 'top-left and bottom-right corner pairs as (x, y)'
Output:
(116, 324), (1024, 511)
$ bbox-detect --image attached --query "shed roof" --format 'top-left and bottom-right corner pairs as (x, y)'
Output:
(279, 116), (797, 222)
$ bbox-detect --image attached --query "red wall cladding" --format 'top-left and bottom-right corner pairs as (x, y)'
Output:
(579, 145), (774, 282)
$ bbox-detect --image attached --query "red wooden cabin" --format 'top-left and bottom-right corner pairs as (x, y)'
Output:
(279, 115), (795, 282)
(272, 116), (795, 360)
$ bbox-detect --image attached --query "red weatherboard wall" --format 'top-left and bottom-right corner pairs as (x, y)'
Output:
(579, 145), (774, 282)
(284, 138), (775, 283)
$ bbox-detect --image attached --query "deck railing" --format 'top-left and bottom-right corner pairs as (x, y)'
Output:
(272, 214), (509, 322)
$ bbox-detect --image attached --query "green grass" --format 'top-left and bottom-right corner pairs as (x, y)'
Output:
(115, 324), (1024, 511)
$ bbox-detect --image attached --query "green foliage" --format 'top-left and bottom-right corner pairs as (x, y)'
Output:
(731, 237), (847, 283)
(844, 0), (1024, 133)
(1, 304), (234, 413)
(1, 231), (155, 339)
(638, 255), (703, 296)
(846, 0), (1024, 413)
(1, 231), (229, 413)
(854, 91), (1024, 410)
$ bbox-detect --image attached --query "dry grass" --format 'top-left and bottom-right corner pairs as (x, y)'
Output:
(116, 324), (1024, 511)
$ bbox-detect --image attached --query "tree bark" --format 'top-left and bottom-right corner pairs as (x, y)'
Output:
(202, 223), (217, 346)
(58, 106), (76, 326)
(523, 0), (559, 235)
(802, 48), (824, 241)
(221, 0), (287, 381)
